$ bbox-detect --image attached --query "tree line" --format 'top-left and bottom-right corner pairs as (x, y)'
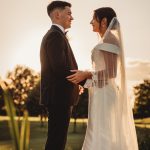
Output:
(0, 65), (150, 119)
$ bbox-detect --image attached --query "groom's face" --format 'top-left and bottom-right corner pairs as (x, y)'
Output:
(59, 6), (73, 29)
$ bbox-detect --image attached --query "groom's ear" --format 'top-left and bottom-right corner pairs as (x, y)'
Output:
(50, 9), (61, 20)
(54, 9), (61, 19)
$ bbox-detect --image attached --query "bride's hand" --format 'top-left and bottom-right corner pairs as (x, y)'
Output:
(66, 70), (87, 84)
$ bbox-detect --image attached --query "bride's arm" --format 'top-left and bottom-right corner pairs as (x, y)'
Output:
(103, 51), (117, 79)
(66, 52), (117, 86)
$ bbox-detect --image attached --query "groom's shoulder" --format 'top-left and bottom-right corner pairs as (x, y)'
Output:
(44, 29), (64, 39)
(43, 29), (64, 41)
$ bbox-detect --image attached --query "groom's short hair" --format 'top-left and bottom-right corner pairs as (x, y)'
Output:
(47, 1), (71, 17)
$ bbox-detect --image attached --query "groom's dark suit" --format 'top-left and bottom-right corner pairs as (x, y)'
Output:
(40, 25), (79, 150)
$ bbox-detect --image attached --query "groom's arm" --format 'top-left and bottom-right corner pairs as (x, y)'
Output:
(46, 31), (70, 79)
(66, 70), (92, 85)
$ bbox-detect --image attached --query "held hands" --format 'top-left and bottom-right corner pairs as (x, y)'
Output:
(66, 70), (88, 84)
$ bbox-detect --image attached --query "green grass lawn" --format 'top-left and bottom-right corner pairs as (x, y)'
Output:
(0, 119), (86, 150)
(0, 118), (150, 150)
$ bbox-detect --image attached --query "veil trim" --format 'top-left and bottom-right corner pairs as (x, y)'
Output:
(94, 43), (120, 55)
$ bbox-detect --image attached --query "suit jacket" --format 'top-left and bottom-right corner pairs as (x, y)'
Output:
(40, 25), (79, 107)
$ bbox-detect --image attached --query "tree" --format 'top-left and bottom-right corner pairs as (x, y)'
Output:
(133, 80), (150, 118)
(26, 82), (41, 116)
(1, 81), (30, 150)
(26, 82), (47, 127)
(6, 65), (40, 117)
(0, 83), (6, 115)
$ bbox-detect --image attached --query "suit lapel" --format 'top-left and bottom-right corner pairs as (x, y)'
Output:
(50, 25), (78, 69)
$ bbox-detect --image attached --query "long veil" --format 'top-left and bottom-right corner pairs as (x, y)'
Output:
(84, 17), (138, 149)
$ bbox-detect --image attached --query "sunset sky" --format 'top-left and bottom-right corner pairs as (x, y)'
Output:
(0, 0), (150, 96)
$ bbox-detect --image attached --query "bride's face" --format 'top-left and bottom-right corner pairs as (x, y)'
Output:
(90, 14), (107, 37)
(90, 15), (100, 33)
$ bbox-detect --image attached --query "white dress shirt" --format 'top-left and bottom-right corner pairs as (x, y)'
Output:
(52, 23), (65, 34)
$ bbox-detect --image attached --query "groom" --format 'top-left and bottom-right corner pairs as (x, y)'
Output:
(40, 1), (81, 150)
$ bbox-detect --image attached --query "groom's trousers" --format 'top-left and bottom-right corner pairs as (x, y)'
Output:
(45, 104), (73, 150)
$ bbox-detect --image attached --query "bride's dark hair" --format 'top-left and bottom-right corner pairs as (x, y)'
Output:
(94, 7), (117, 28)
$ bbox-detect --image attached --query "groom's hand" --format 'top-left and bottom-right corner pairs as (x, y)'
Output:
(66, 70), (86, 84)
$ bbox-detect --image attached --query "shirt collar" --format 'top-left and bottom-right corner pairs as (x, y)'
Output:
(52, 23), (65, 33)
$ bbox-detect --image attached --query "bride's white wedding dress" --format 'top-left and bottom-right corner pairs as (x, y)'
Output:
(82, 18), (138, 150)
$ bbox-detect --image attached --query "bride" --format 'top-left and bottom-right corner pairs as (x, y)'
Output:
(67, 7), (139, 150)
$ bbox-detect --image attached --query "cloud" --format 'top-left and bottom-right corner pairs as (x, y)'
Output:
(124, 59), (150, 99)
(126, 58), (150, 81)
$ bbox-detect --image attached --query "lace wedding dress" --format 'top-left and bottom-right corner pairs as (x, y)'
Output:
(82, 18), (138, 150)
